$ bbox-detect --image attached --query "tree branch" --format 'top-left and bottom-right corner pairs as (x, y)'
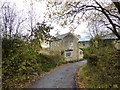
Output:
(95, 0), (120, 39)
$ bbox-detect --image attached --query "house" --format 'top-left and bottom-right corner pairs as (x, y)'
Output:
(50, 32), (83, 61)
(102, 33), (119, 46)
(78, 37), (90, 48)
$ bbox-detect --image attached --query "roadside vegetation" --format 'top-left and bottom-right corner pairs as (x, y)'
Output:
(78, 37), (120, 88)
(2, 23), (64, 89)
(1, 0), (120, 89)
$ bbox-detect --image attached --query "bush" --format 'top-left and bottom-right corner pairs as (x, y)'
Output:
(2, 38), (65, 89)
(2, 39), (42, 88)
(79, 46), (120, 88)
(36, 51), (64, 72)
(80, 48), (90, 59)
(98, 50), (120, 88)
(88, 54), (98, 66)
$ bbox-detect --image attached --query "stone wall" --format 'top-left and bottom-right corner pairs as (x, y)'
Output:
(50, 33), (83, 61)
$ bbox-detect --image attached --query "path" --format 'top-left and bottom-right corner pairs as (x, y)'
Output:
(31, 60), (87, 88)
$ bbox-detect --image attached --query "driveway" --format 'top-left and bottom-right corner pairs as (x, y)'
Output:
(31, 60), (87, 88)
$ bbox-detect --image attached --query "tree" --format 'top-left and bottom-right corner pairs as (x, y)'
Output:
(27, 0), (36, 40)
(0, 2), (26, 38)
(46, 0), (120, 39)
(87, 13), (110, 38)
(32, 22), (53, 48)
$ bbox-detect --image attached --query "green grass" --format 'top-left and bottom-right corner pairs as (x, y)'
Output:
(78, 46), (120, 88)
(78, 65), (108, 88)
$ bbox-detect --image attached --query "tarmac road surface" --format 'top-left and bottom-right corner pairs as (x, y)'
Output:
(31, 60), (87, 88)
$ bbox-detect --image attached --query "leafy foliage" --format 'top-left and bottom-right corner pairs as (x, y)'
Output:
(36, 51), (64, 72)
(46, 0), (120, 39)
(31, 22), (53, 48)
(2, 38), (64, 89)
(2, 39), (39, 88)
(2, 22), (64, 89)
(79, 46), (120, 88)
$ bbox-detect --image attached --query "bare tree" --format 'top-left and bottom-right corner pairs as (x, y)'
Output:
(87, 12), (110, 38)
(0, 2), (26, 38)
(26, 0), (37, 40)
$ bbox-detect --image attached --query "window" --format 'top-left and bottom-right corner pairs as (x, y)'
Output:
(83, 42), (85, 46)
(68, 41), (73, 46)
(80, 51), (83, 54)
(65, 51), (72, 57)
(68, 41), (73, 49)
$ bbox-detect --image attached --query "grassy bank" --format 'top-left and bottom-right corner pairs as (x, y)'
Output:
(77, 46), (120, 88)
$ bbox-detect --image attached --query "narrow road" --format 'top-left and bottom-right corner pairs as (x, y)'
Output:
(31, 60), (87, 88)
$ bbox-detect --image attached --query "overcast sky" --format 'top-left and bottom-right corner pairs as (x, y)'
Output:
(0, 0), (90, 38)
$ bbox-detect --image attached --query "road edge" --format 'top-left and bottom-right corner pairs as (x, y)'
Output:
(27, 63), (71, 88)
(75, 64), (86, 89)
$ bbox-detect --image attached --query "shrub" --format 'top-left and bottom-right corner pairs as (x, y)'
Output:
(2, 39), (43, 88)
(87, 54), (98, 66)
(36, 51), (64, 72)
(80, 48), (90, 59)
(81, 46), (120, 88)
(2, 38), (64, 89)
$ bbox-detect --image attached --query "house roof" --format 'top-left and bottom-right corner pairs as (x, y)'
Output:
(78, 35), (91, 42)
(78, 38), (91, 42)
(51, 32), (92, 42)
(102, 33), (118, 40)
(55, 32), (80, 40)
(56, 33), (68, 40)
